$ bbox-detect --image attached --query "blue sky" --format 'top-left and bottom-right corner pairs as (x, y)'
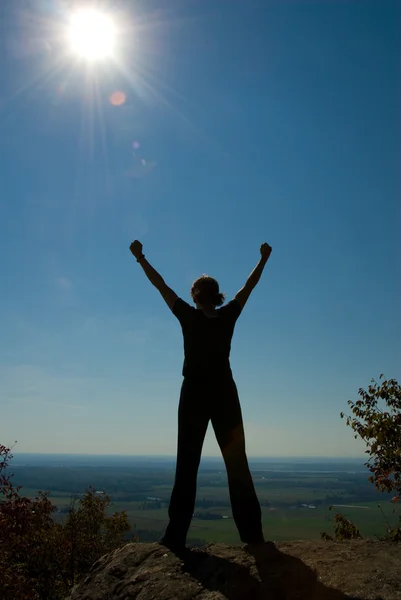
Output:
(1, 0), (400, 457)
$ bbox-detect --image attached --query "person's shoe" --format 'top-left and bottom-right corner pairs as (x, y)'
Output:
(242, 534), (265, 545)
(159, 536), (187, 555)
(244, 540), (279, 558)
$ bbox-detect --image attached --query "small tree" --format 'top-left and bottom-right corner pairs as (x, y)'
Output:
(341, 375), (401, 500)
(339, 375), (401, 541)
(0, 443), (133, 599)
(322, 376), (401, 542)
(0, 443), (63, 599)
(321, 507), (362, 541)
(63, 489), (131, 585)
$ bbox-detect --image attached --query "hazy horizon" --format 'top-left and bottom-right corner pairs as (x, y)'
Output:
(12, 452), (366, 458)
(10, 452), (367, 461)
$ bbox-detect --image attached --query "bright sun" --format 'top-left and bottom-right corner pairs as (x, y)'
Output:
(68, 9), (116, 60)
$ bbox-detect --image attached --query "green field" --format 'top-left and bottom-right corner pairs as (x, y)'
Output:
(13, 458), (398, 545)
(122, 502), (396, 543)
(47, 495), (397, 543)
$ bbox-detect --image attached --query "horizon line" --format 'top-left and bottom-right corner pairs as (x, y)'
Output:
(11, 452), (367, 460)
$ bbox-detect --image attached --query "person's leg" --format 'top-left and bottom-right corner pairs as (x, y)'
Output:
(211, 377), (264, 544)
(161, 378), (210, 549)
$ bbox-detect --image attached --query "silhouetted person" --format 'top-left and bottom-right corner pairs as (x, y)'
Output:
(130, 239), (272, 550)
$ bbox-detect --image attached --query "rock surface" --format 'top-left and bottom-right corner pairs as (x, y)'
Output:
(68, 540), (401, 600)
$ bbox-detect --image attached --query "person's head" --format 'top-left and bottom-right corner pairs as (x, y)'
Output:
(190, 275), (225, 308)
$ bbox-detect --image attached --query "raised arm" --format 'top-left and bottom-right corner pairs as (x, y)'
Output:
(234, 242), (272, 309)
(129, 240), (178, 309)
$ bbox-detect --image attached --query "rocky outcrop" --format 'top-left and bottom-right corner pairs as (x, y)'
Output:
(68, 540), (401, 599)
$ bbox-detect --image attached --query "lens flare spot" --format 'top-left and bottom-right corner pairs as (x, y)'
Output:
(110, 90), (126, 106)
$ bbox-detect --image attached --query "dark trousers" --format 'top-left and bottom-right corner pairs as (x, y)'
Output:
(164, 375), (264, 545)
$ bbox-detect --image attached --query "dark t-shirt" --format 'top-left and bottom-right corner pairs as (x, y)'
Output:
(172, 298), (242, 379)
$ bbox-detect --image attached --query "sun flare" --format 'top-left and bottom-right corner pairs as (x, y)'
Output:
(68, 9), (116, 60)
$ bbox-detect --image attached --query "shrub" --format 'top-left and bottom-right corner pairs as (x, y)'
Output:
(0, 443), (133, 599)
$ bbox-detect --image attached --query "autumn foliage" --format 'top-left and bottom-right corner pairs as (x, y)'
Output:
(320, 507), (363, 542)
(322, 375), (401, 542)
(341, 375), (401, 502)
(0, 444), (133, 600)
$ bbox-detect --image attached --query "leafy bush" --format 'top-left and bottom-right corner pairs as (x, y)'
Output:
(321, 507), (362, 541)
(341, 375), (401, 500)
(0, 443), (133, 599)
(63, 488), (131, 583)
(322, 376), (401, 542)
(341, 375), (401, 540)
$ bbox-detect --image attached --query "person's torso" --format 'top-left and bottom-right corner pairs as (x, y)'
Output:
(181, 309), (236, 378)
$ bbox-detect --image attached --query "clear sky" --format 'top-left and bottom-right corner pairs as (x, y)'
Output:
(1, 0), (400, 457)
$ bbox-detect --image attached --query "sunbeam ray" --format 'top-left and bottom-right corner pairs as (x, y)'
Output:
(94, 74), (112, 200)
(0, 55), (69, 117)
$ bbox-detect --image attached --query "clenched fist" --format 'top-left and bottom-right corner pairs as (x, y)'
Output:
(260, 242), (272, 261)
(130, 240), (143, 259)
